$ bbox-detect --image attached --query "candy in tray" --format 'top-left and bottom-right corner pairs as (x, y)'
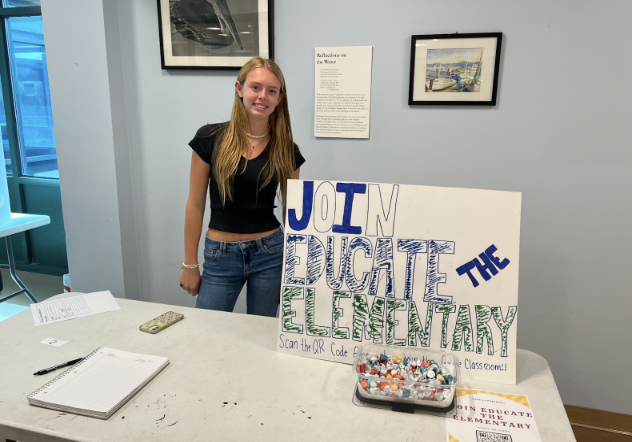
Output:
(353, 344), (460, 411)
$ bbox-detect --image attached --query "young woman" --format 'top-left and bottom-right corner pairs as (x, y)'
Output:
(180, 58), (304, 317)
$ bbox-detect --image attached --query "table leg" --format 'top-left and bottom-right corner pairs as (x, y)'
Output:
(0, 236), (38, 304)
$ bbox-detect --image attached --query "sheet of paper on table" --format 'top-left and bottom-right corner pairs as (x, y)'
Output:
(30, 291), (121, 326)
(446, 389), (541, 442)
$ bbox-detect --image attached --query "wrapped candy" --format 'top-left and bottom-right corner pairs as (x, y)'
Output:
(355, 349), (457, 404)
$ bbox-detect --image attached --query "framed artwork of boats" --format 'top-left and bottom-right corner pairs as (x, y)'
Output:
(408, 33), (502, 105)
(157, 0), (274, 69)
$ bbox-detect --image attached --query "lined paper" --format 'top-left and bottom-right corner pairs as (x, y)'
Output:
(28, 348), (169, 419)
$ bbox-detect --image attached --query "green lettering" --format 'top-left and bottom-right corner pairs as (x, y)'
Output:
(476, 305), (494, 355)
(452, 305), (474, 352)
(492, 306), (517, 357)
(435, 304), (456, 348)
(282, 286), (303, 333)
(305, 288), (330, 337)
(352, 294), (385, 343)
(408, 301), (433, 347)
(332, 291), (351, 339)
(386, 300), (406, 346)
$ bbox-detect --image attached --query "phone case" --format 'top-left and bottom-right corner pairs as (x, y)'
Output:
(139, 311), (184, 334)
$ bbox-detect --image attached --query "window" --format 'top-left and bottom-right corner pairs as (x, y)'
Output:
(0, 1), (68, 275)
(7, 15), (58, 178)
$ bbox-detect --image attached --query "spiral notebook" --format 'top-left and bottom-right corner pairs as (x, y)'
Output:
(27, 348), (169, 419)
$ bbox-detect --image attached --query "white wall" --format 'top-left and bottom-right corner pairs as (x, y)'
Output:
(102, 0), (143, 301)
(43, 0), (632, 414)
(41, 0), (126, 298)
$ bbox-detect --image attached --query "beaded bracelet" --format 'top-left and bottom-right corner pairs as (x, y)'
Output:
(181, 262), (199, 270)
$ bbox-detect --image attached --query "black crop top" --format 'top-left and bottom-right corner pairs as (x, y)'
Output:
(189, 123), (305, 233)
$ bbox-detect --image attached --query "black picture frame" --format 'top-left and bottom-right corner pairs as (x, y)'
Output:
(408, 33), (502, 105)
(157, 0), (274, 70)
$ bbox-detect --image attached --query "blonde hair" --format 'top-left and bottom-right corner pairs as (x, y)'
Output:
(212, 58), (295, 215)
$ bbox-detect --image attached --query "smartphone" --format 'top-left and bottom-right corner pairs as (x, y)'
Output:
(139, 311), (184, 334)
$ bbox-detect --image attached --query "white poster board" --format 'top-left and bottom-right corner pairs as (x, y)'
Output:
(314, 46), (372, 138)
(277, 180), (521, 384)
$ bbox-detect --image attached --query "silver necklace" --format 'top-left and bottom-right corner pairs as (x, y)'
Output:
(245, 125), (270, 139)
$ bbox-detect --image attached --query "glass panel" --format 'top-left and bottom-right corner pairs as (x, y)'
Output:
(3, 0), (41, 7)
(7, 16), (58, 178)
(0, 77), (11, 176)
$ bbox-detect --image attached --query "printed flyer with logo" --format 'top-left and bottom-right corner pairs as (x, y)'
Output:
(447, 389), (541, 442)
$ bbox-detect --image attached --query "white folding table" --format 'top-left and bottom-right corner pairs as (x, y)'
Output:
(0, 213), (51, 303)
(0, 293), (576, 442)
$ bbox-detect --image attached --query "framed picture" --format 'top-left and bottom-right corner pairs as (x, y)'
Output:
(157, 0), (274, 70)
(408, 33), (502, 105)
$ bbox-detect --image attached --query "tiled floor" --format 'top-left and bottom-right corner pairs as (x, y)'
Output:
(0, 269), (63, 321)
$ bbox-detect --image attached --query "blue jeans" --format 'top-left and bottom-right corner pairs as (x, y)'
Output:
(195, 227), (284, 317)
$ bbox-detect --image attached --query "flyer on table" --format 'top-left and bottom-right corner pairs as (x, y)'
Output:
(447, 389), (541, 442)
(314, 46), (373, 138)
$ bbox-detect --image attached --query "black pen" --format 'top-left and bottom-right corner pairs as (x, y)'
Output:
(33, 357), (84, 376)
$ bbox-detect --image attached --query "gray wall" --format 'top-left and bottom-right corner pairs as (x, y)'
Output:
(42, 0), (632, 414)
(41, 0), (126, 298)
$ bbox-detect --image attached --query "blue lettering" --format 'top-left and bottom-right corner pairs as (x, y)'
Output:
(332, 183), (366, 234)
(306, 235), (325, 285)
(424, 240), (455, 303)
(456, 261), (478, 287)
(278, 334), (298, 349)
(325, 236), (348, 290)
(301, 338), (312, 353)
(368, 238), (395, 297)
(398, 239), (427, 300)
(457, 245), (511, 288)
(313, 181), (336, 233)
(313, 338), (325, 354)
(284, 235), (306, 285)
(330, 342), (349, 357)
(485, 244), (510, 270)
(365, 183), (399, 237)
(345, 237), (372, 292)
(472, 253), (498, 281)
(288, 181), (314, 231)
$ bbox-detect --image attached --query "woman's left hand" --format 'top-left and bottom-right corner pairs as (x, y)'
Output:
(180, 268), (201, 296)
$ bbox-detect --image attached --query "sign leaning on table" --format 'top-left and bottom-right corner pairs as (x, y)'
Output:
(276, 179), (521, 385)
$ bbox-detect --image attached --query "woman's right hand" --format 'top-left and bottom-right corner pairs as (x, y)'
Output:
(180, 268), (201, 296)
